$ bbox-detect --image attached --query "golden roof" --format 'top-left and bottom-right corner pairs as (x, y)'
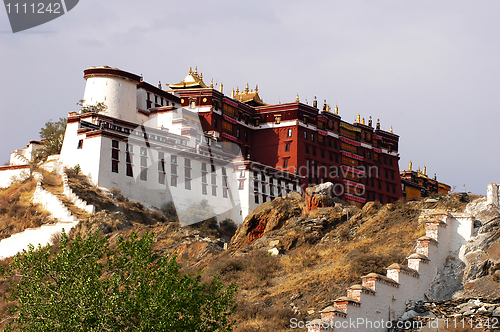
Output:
(168, 66), (208, 89)
(234, 84), (266, 106)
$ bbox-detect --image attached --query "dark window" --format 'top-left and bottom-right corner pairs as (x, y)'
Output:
(141, 157), (147, 168)
(304, 131), (308, 140)
(211, 174), (217, 185)
(112, 160), (119, 173)
(285, 143), (291, 152)
(214, 118), (218, 129)
(244, 132), (248, 142)
(185, 179), (191, 190)
(223, 188), (228, 198)
(171, 164), (177, 175)
(202, 184), (207, 195)
(255, 194), (259, 204)
(185, 168), (191, 178)
(112, 149), (119, 160)
(211, 164), (216, 173)
(212, 186), (217, 196)
(311, 133), (315, 142)
(184, 158), (191, 167)
(126, 164), (133, 177)
(222, 167), (227, 176)
(202, 162), (207, 171)
(283, 159), (288, 168)
(329, 152), (333, 162)
(305, 145), (310, 154)
(237, 129), (241, 139)
(77, 139), (83, 149)
(312, 147), (317, 157)
(171, 176), (177, 187)
(321, 149), (325, 159)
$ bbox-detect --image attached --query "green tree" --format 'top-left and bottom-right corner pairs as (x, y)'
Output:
(36, 117), (67, 161)
(77, 99), (107, 114)
(2, 231), (237, 332)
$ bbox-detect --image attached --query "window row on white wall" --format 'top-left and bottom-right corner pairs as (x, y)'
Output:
(107, 139), (237, 199)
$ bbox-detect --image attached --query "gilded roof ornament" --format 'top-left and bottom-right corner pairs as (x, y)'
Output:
(194, 66), (198, 75)
(158, 81), (162, 89)
(219, 82), (223, 93)
(296, 93), (299, 102)
(390, 126), (393, 133)
(255, 85), (258, 92)
(335, 105), (339, 115)
(200, 72), (203, 79)
(409, 161), (412, 171)
(210, 78), (213, 89)
(245, 83), (249, 94)
(189, 67), (192, 75)
(231, 88), (235, 98)
(236, 87), (239, 94)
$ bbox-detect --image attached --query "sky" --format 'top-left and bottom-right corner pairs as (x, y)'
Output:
(1, 0), (499, 195)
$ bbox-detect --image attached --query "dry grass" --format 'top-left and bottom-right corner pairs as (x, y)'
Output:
(0, 177), (54, 241)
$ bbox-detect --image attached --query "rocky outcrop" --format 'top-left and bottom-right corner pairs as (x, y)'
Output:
(454, 200), (500, 300)
(230, 192), (304, 249)
(303, 182), (348, 216)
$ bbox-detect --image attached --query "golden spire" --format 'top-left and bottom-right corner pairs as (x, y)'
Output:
(423, 166), (427, 175)
(326, 105), (330, 112)
(236, 87), (239, 95)
(255, 85), (258, 92)
(194, 66), (198, 75)
(335, 105), (339, 115)
(362, 118), (365, 125)
(200, 72), (203, 79)
(219, 82), (223, 93)
(245, 83), (249, 94)
(210, 78), (213, 89)
(158, 81), (162, 89)
(296, 93), (299, 102)
(390, 126), (393, 133)
(356, 114), (360, 123)
(189, 67), (192, 75)
(231, 88), (235, 98)
(409, 161), (412, 171)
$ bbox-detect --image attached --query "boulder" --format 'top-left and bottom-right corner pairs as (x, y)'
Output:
(303, 182), (339, 215)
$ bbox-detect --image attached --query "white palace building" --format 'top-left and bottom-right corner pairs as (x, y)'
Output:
(1, 66), (302, 225)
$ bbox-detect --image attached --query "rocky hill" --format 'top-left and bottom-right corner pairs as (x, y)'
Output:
(0, 170), (499, 331)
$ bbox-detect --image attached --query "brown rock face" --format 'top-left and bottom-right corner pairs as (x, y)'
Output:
(230, 193), (304, 250)
(302, 182), (337, 215)
(304, 193), (334, 216)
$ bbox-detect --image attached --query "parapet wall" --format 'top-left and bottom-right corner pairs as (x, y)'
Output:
(309, 209), (475, 332)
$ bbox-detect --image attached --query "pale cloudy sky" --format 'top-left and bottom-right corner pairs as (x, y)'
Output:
(1, 1), (499, 194)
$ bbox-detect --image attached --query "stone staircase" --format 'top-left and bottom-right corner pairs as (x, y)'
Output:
(0, 170), (94, 259)
(308, 210), (475, 332)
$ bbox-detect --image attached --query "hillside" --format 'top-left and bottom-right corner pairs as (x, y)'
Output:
(0, 170), (493, 331)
